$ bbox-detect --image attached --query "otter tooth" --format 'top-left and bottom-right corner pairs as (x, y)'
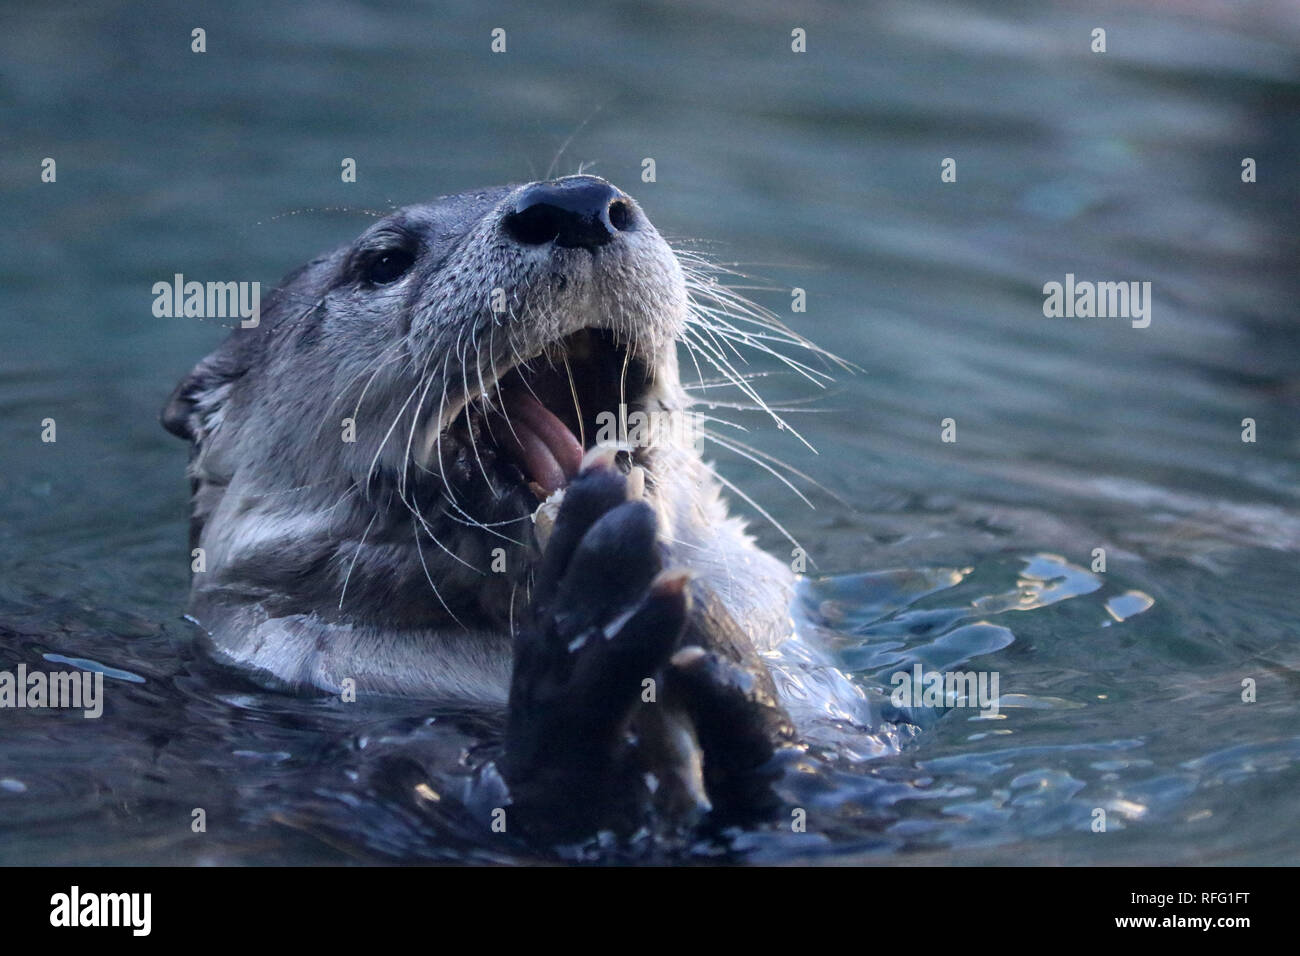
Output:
(579, 444), (619, 473)
(531, 486), (566, 550)
(650, 567), (692, 596)
(626, 465), (645, 500)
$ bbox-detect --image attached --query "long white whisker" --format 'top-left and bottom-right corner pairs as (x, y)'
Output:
(400, 351), (440, 500)
(684, 370), (790, 390)
(563, 353), (586, 449)
(338, 506), (381, 610)
(700, 459), (805, 556)
(432, 348), (458, 504)
(680, 324), (817, 454)
(411, 514), (469, 629)
(457, 328), (497, 495)
(440, 498), (528, 544)
(686, 314), (837, 386)
(364, 376), (425, 496)
(702, 428), (813, 507)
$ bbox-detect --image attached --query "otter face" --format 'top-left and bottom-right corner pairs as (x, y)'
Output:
(163, 176), (694, 632)
(399, 175), (690, 501)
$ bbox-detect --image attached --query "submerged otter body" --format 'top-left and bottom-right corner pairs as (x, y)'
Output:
(164, 176), (868, 836)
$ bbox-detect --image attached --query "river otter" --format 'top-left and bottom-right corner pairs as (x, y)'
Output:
(162, 175), (866, 839)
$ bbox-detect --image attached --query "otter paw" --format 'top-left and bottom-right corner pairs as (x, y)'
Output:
(501, 456), (689, 833)
(666, 645), (798, 824)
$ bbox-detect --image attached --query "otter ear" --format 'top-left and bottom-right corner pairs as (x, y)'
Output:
(162, 256), (319, 442)
(161, 347), (248, 443)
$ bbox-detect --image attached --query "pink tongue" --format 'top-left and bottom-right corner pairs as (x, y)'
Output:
(496, 390), (583, 496)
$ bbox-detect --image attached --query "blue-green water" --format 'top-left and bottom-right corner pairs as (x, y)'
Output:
(1, 0), (1297, 863)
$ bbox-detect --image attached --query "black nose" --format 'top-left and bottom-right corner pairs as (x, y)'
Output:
(503, 177), (635, 250)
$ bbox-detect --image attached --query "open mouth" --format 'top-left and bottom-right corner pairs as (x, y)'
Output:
(448, 328), (655, 498)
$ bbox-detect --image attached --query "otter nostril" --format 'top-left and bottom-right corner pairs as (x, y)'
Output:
(607, 199), (632, 233)
(503, 177), (632, 251)
(504, 203), (564, 246)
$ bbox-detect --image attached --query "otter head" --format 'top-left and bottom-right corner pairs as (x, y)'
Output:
(162, 176), (700, 633)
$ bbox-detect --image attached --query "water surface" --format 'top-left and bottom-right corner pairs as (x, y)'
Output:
(1, 0), (1297, 864)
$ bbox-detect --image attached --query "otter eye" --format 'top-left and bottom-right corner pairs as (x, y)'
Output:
(365, 249), (415, 285)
